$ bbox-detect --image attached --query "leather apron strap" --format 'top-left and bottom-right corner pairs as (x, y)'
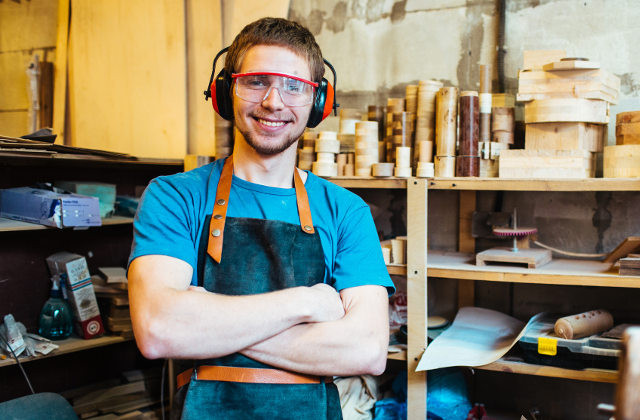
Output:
(207, 156), (315, 263)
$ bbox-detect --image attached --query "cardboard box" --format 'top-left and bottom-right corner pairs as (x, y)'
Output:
(0, 187), (101, 228)
(55, 182), (116, 219)
(46, 252), (105, 339)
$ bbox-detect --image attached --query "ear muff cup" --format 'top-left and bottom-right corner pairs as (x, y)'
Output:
(307, 78), (334, 128)
(211, 69), (234, 121)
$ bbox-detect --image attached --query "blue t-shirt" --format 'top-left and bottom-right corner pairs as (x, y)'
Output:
(129, 158), (395, 295)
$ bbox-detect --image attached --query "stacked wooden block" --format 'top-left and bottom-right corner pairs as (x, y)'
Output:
(312, 131), (339, 177)
(500, 50), (620, 179)
(604, 111), (640, 177)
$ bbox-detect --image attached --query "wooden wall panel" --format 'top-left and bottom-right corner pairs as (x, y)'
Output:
(67, 0), (187, 158)
(0, 0), (57, 52)
(0, 112), (29, 136)
(186, 0), (222, 156)
(222, 0), (290, 44)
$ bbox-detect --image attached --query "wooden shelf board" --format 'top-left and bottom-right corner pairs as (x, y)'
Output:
(428, 177), (640, 191)
(327, 176), (408, 189)
(0, 216), (134, 232)
(0, 335), (130, 368)
(427, 250), (640, 288)
(476, 359), (618, 383)
(387, 350), (407, 361)
(387, 264), (407, 276)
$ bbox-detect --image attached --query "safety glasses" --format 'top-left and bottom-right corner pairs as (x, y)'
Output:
(232, 72), (318, 107)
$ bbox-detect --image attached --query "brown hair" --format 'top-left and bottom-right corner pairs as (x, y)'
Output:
(225, 17), (324, 84)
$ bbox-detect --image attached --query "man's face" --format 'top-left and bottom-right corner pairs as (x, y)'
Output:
(232, 45), (313, 156)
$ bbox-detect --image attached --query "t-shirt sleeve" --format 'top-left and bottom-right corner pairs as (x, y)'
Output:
(332, 203), (396, 296)
(128, 177), (198, 271)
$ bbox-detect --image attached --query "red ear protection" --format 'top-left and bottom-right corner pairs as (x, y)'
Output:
(204, 47), (339, 126)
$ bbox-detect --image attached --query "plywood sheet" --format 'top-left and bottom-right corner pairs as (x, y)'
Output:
(67, 0), (187, 158)
(186, 0), (222, 156)
(222, 0), (290, 45)
(0, 111), (28, 137)
(0, 0), (58, 52)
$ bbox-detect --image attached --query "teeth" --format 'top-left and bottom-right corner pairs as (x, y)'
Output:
(258, 118), (285, 127)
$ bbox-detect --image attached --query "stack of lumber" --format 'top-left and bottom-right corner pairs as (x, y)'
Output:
(604, 111), (640, 178)
(501, 50), (620, 179)
(92, 269), (132, 339)
(62, 369), (165, 419)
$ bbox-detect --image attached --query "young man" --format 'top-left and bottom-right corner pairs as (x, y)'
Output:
(128, 17), (394, 419)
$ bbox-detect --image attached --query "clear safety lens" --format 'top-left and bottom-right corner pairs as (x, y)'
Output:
(234, 74), (315, 107)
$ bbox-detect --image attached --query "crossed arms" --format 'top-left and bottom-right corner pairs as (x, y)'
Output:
(128, 254), (389, 376)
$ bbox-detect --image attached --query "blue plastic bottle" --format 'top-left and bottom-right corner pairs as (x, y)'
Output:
(38, 274), (73, 340)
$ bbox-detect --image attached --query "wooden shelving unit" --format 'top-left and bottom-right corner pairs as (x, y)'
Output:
(329, 175), (639, 420)
(0, 216), (134, 232)
(0, 335), (130, 368)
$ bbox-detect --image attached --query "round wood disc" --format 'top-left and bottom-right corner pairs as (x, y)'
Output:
(428, 316), (448, 329)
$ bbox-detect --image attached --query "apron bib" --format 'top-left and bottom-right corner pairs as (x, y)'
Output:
(173, 156), (343, 420)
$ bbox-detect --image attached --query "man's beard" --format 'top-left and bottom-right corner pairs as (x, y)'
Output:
(239, 125), (305, 155)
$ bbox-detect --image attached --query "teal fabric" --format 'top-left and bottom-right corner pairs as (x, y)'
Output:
(129, 157), (394, 296)
(173, 214), (342, 419)
(0, 393), (78, 420)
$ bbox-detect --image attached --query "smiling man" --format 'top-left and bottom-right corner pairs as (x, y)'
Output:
(127, 18), (394, 419)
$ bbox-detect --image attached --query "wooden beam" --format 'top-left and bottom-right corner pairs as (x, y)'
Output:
(407, 178), (427, 419)
(52, 0), (70, 144)
(458, 190), (476, 307)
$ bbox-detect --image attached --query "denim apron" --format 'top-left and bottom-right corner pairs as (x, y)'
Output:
(173, 156), (343, 420)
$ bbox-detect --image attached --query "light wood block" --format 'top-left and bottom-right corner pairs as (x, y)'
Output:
(616, 111), (640, 124)
(522, 50), (566, 70)
(500, 149), (595, 179)
(542, 60), (600, 71)
(476, 247), (552, 268)
(604, 145), (640, 178)
(525, 122), (605, 152)
(517, 69), (620, 104)
(524, 98), (609, 124)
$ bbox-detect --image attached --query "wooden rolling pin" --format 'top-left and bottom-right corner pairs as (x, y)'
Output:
(554, 309), (613, 339)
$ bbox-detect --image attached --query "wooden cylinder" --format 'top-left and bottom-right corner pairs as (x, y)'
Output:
(372, 162), (394, 177)
(554, 309), (613, 339)
(616, 110), (640, 125)
(459, 91), (479, 158)
(479, 64), (492, 143)
(368, 105), (386, 142)
(604, 145), (640, 177)
(492, 107), (515, 132)
(418, 140), (433, 163)
(456, 155), (479, 177)
(435, 87), (458, 156)
(434, 155), (455, 177)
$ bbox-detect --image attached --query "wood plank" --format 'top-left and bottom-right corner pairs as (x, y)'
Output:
(407, 179), (427, 419)
(603, 145), (640, 178)
(427, 251), (640, 288)
(522, 50), (566, 71)
(615, 327), (640, 419)
(0, 111), (28, 138)
(0, 335), (128, 368)
(221, 0), (290, 44)
(0, 216), (134, 232)
(477, 359), (617, 383)
(52, 0), (70, 145)
(458, 191), (476, 307)
(499, 149), (595, 179)
(387, 350), (407, 361)
(328, 176), (408, 189)
(185, 0), (221, 156)
(524, 98), (609, 124)
(604, 236), (640, 264)
(426, 177), (640, 191)
(387, 264), (407, 276)
(476, 247), (552, 268)
(542, 60), (600, 71)
(67, 0), (187, 158)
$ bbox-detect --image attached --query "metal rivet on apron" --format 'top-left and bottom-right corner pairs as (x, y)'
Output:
(303, 225), (312, 232)
(212, 229), (221, 237)
(216, 198), (226, 206)
(213, 214), (223, 220)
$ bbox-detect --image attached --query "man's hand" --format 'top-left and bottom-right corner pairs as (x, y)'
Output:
(306, 283), (345, 323)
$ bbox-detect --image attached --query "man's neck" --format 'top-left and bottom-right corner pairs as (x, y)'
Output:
(232, 135), (303, 188)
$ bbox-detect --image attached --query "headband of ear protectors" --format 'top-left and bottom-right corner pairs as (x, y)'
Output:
(203, 46), (339, 128)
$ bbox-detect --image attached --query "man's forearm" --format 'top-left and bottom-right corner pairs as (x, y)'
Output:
(240, 285), (389, 376)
